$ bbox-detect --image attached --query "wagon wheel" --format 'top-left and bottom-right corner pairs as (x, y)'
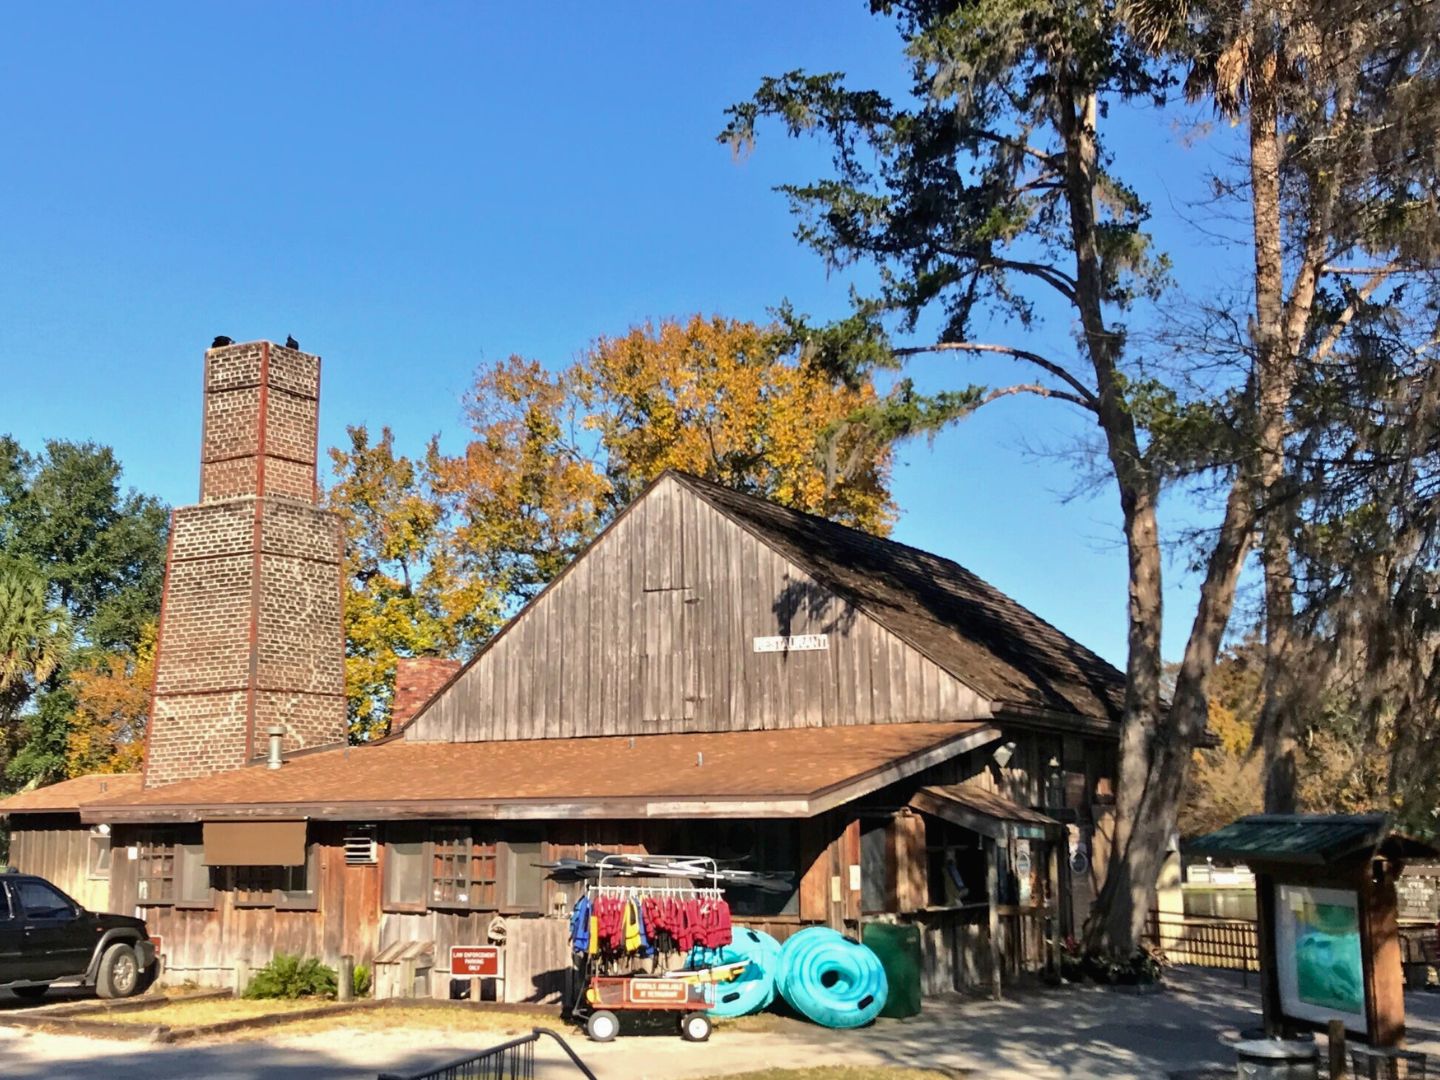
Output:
(680, 1011), (711, 1042)
(586, 1009), (620, 1042)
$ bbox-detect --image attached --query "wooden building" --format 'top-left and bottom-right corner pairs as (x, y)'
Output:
(0, 344), (1125, 1002)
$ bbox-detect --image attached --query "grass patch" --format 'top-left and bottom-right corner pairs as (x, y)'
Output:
(87, 997), (326, 1027)
(263, 1004), (559, 1041)
(700, 1071), (962, 1080)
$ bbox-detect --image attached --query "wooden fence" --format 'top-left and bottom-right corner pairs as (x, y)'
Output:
(1143, 910), (1259, 973)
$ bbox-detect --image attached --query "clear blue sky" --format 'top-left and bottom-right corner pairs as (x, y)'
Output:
(0, 3), (1250, 668)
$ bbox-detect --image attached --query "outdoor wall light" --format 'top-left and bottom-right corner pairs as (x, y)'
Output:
(992, 741), (1017, 768)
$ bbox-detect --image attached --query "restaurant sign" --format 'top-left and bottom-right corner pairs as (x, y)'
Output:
(753, 634), (829, 653)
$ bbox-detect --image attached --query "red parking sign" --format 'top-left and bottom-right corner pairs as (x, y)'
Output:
(450, 945), (500, 977)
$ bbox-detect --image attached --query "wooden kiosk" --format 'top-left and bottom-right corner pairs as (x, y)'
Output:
(1189, 814), (1438, 1048)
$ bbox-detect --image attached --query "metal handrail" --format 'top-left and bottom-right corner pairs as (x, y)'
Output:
(378, 1027), (597, 1080)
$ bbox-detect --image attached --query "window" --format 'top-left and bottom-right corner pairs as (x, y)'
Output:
(176, 842), (215, 907)
(277, 846), (319, 911)
(500, 835), (543, 912)
(135, 833), (176, 905)
(383, 826), (426, 911)
(430, 826), (499, 910)
(233, 866), (280, 907)
(231, 845), (318, 910)
(17, 879), (75, 919)
(0, 884), (13, 922)
(860, 817), (892, 914)
(727, 823), (800, 918)
(88, 827), (112, 880)
(924, 818), (986, 908)
(430, 827), (472, 908)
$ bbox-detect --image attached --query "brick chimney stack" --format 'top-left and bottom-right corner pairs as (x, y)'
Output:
(390, 657), (462, 730)
(143, 341), (346, 788)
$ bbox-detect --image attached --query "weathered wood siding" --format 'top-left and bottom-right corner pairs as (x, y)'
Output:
(109, 823), (380, 987)
(408, 475), (988, 743)
(7, 815), (111, 911)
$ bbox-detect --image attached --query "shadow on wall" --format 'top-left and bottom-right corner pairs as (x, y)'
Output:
(771, 577), (859, 660)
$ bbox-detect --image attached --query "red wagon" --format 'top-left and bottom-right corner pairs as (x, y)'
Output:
(580, 974), (715, 1042)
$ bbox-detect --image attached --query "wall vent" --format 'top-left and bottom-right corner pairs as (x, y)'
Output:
(344, 828), (378, 866)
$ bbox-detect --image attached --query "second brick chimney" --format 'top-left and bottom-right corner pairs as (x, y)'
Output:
(391, 657), (462, 730)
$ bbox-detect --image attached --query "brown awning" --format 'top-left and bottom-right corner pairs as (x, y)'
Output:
(909, 784), (1062, 842)
(203, 820), (307, 866)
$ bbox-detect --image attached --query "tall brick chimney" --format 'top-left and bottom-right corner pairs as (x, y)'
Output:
(143, 341), (346, 788)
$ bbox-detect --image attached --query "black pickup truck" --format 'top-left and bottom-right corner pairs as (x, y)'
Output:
(0, 870), (156, 1000)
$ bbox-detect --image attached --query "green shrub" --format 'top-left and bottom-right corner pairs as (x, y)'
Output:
(353, 963), (372, 998)
(244, 953), (338, 1000)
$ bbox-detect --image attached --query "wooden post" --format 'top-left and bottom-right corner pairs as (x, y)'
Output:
(987, 837), (1003, 1000)
(1328, 1019), (1346, 1080)
(470, 976), (482, 1003)
(338, 955), (354, 1002)
(233, 959), (250, 997)
(1047, 838), (1063, 976)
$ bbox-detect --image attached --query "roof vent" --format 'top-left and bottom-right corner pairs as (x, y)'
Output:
(344, 827), (378, 866)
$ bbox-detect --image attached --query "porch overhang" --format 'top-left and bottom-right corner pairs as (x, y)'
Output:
(909, 782), (1063, 842)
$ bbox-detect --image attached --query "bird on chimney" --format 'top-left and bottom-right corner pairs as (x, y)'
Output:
(211, 335), (234, 348)
(285, 335), (299, 350)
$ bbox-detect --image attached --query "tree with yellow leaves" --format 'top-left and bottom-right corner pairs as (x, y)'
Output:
(577, 316), (893, 531)
(331, 315), (896, 739)
(431, 315), (894, 610)
(63, 621), (153, 776)
(328, 426), (500, 741)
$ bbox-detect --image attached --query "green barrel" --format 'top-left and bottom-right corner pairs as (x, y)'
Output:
(861, 922), (923, 1018)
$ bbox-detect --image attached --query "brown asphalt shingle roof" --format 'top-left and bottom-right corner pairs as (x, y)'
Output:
(83, 722), (992, 820)
(0, 773), (142, 815)
(673, 472), (1126, 723)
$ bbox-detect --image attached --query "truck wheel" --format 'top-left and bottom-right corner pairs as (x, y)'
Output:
(96, 942), (141, 999)
(585, 1009), (619, 1042)
(680, 1011), (711, 1042)
(12, 984), (49, 1000)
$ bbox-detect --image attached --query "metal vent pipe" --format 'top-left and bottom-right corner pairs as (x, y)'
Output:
(267, 725), (285, 770)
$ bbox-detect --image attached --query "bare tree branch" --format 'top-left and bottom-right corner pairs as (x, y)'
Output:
(892, 340), (1100, 410)
(1311, 271), (1393, 367)
(977, 383), (1095, 409)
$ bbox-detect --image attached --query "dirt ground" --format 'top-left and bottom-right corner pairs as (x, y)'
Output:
(4, 970), (1439, 1080)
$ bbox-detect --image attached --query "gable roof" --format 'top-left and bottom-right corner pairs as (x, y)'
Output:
(671, 472), (1125, 724)
(0, 773), (142, 816)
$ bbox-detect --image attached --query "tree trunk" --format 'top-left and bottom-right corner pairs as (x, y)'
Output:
(1053, 80), (1169, 955)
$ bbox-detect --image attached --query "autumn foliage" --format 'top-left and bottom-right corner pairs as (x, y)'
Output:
(63, 620), (154, 776)
(329, 314), (894, 738)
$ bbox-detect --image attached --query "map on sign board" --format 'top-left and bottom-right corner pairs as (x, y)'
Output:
(753, 634), (829, 653)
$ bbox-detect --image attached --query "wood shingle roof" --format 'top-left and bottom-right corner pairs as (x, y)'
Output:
(672, 472), (1126, 724)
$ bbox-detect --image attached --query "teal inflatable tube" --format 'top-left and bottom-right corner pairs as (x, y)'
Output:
(778, 927), (888, 1029)
(700, 927), (782, 1018)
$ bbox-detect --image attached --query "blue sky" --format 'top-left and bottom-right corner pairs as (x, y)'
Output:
(0, 3), (1251, 667)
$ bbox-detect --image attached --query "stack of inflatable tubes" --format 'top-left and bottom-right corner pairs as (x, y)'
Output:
(704, 927), (782, 1018)
(778, 927), (888, 1029)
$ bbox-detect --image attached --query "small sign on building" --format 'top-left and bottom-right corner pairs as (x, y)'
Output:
(450, 945), (501, 978)
(753, 634), (829, 653)
(626, 978), (690, 1005)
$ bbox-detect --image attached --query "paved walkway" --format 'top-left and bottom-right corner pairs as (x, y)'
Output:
(6, 971), (1440, 1079)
